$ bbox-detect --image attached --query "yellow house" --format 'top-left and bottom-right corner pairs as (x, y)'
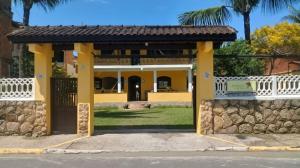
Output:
(8, 25), (236, 135)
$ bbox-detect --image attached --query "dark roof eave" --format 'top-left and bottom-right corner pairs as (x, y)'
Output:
(8, 34), (236, 44)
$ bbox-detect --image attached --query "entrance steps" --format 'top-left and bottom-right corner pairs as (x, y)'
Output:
(127, 101), (151, 110)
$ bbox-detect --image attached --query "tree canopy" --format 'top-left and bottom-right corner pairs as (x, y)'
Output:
(214, 40), (265, 76)
(179, 0), (296, 41)
(252, 22), (300, 55)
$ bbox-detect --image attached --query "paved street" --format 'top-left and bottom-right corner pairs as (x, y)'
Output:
(0, 152), (299, 168)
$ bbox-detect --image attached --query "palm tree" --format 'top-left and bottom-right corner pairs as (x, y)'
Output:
(179, 0), (297, 41)
(14, 0), (69, 26)
(13, 0), (70, 77)
(283, 6), (300, 23)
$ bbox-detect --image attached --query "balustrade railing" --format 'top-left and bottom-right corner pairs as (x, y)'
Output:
(215, 75), (300, 100)
(0, 78), (35, 100)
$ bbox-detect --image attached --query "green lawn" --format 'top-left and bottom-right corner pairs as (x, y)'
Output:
(94, 107), (194, 130)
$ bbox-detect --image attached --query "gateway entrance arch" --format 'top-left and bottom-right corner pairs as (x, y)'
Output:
(7, 25), (237, 136)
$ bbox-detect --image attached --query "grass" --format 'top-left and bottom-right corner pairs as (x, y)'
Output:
(94, 106), (194, 130)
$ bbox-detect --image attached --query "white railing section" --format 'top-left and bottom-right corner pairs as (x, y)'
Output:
(0, 78), (35, 101)
(215, 75), (300, 100)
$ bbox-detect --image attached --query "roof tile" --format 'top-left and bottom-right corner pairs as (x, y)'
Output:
(8, 25), (237, 43)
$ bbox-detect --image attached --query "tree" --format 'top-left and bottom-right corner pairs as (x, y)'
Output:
(252, 22), (300, 74)
(179, 0), (296, 41)
(214, 40), (264, 76)
(282, 6), (300, 23)
(252, 22), (300, 55)
(13, 0), (69, 26)
(13, 0), (70, 77)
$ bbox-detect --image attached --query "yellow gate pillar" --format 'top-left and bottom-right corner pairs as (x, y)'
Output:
(74, 43), (94, 136)
(196, 42), (214, 134)
(28, 43), (53, 135)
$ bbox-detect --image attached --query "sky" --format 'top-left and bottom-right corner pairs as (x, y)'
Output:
(12, 0), (292, 38)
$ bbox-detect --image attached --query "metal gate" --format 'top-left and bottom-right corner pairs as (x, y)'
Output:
(192, 76), (197, 129)
(51, 78), (78, 134)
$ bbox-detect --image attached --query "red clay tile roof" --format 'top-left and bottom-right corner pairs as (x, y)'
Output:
(8, 25), (237, 43)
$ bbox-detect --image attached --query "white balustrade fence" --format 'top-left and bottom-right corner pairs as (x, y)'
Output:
(0, 78), (35, 101)
(215, 75), (300, 100)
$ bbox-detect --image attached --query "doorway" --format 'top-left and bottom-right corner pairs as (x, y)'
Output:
(128, 76), (141, 101)
(51, 78), (78, 134)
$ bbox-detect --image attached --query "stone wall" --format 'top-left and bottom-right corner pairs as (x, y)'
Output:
(201, 99), (300, 134)
(78, 103), (89, 135)
(0, 101), (47, 137)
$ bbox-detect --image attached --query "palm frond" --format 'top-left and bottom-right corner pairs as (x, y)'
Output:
(224, 0), (260, 13)
(33, 0), (69, 11)
(261, 0), (297, 13)
(282, 6), (300, 23)
(178, 6), (232, 26)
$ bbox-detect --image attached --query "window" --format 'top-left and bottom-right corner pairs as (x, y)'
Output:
(148, 49), (183, 56)
(101, 49), (114, 56)
(131, 50), (140, 55)
(158, 76), (171, 89)
(53, 51), (64, 63)
(102, 77), (117, 90)
(94, 78), (102, 90)
(96, 77), (124, 91)
(131, 55), (140, 65)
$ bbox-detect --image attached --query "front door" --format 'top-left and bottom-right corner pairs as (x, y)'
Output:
(51, 78), (78, 134)
(128, 76), (141, 101)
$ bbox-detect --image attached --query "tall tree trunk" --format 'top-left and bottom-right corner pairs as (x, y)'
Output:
(23, 1), (32, 26)
(19, 2), (32, 77)
(243, 12), (251, 43)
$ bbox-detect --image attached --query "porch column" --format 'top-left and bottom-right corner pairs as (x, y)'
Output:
(117, 71), (121, 93)
(28, 44), (53, 135)
(74, 43), (94, 136)
(188, 69), (193, 92)
(196, 42), (214, 134)
(153, 70), (157, 93)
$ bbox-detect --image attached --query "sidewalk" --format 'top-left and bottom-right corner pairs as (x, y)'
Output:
(1, 132), (300, 154)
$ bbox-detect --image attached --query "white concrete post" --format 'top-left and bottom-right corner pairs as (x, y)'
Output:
(117, 71), (121, 93)
(272, 75), (277, 97)
(188, 69), (193, 92)
(153, 70), (157, 93)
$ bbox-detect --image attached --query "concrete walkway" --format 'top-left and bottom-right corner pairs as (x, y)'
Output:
(46, 133), (300, 153)
(1, 133), (300, 153)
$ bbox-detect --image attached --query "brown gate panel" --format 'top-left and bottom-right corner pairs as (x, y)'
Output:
(51, 78), (78, 134)
(192, 76), (196, 129)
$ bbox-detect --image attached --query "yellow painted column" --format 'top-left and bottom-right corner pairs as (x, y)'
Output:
(74, 43), (94, 136)
(28, 43), (53, 135)
(196, 42), (214, 134)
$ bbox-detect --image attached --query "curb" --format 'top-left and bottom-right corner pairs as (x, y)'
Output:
(249, 146), (300, 152)
(1, 146), (300, 154)
(0, 148), (44, 154)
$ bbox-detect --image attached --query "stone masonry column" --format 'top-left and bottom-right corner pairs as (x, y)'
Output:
(28, 44), (53, 135)
(196, 42), (214, 134)
(74, 43), (94, 136)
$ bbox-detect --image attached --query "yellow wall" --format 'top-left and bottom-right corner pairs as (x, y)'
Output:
(29, 44), (53, 135)
(196, 41), (214, 134)
(75, 43), (94, 136)
(148, 92), (192, 102)
(94, 70), (188, 102)
(94, 93), (127, 103)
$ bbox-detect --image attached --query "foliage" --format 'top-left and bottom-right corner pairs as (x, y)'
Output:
(282, 6), (300, 23)
(252, 22), (300, 55)
(52, 62), (69, 78)
(10, 48), (34, 77)
(179, 0), (296, 41)
(214, 40), (265, 76)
